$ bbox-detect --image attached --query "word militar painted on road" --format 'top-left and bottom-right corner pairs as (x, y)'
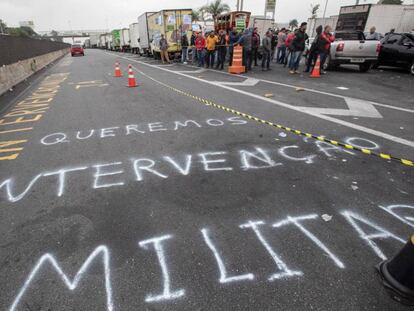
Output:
(0, 73), (69, 160)
(7, 204), (413, 310)
(0, 137), (381, 203)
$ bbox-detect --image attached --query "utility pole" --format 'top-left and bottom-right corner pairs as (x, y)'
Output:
(240, 0), (244, 11)
(322, 0), (329, 20)
(236, 0), (240, 11)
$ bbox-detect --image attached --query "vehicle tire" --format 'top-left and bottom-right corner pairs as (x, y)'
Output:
(410, 62), (414, 75)
(359, 63), (371, 73)
(71, 54), (74, 57)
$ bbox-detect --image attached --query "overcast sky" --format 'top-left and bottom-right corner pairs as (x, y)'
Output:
(1, 0), (413, 31)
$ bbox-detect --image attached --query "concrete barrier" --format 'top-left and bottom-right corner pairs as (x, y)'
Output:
(0, 48), (69, 96)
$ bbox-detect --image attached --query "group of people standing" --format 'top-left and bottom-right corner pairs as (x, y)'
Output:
(160, 21), (336, 76)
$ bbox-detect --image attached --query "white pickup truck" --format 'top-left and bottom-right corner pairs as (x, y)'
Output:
(324, 31), (381, 72)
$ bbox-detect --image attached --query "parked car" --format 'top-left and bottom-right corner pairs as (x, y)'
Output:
(376, 33), (414, 75)
(324, 31), (380, 72)
(71, 44), (84, 56)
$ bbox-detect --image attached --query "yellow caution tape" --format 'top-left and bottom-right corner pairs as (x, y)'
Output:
(136, 66), (414, 168)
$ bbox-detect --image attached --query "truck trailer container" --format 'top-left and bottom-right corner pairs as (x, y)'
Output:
(138, 12), (155, 56)
(99, 34), (107, 48)
(147, 9), (193, 59)
(120, 28), (130, 52)
(89, 34), (100, 48)
(111, 29), (121, 51)
(105, 33), (113, 50)
(129, 23), (141, 54)
(336, 4), (414, 35)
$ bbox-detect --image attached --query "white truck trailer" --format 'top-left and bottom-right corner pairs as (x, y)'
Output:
(129, 23), (141, 54)
(89, 33), (100, 48)
(120, 28), (130, 52)
(105, 33), (113, 50)
(99, 34), (106, 48)
(336, 4), (414, 35)
(138, 12), (155, 56)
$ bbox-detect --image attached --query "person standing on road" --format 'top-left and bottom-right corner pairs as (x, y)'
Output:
(237, 28), (253, 71)
(288, 22), (308, 74)
(206, 31), (218, 68)
(276, 28), (287, 63)
(159, 34), (171, 64)
(304, 25), (323, 73)
(283, 30), (294, 67)
(271, 29), (278, 61)
(181, 33), (189, 64)
(366, 26), (381, 41)
(190, 32), (197, 64)
(252, 27), (260, 67)
(318, 25), (335, 74)
(229, 28), (240, 66)
(216, 30), (227, 70)
(261, 30), (272, 71)
(195, 32), (206, 67)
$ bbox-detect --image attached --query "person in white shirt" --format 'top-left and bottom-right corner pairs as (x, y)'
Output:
(366, 26), (381, 40)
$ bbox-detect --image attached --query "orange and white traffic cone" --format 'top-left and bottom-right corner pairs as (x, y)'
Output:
(310, 55), (321, 78)
(127, 65), (137, 88)
(114, 62), (122, 77)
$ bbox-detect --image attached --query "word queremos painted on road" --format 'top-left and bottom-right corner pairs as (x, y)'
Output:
(0, 137), (380, 203)
(8, 205), (413, 310)
(39, 117), (248, 145)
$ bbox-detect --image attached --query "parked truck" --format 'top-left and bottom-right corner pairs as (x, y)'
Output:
(138, 12), (155, 56)
(147, 9), (193, 59)
(120, 28), (130, 52)
(129, 23), (141, 54)
(324, 31), (381, 72)
(336, 4), (414, 35)
(99, 34), (107, 49)
(89, 33), (100, 48)
(111, 29), (121, 51)
(105, 33), (113, 50)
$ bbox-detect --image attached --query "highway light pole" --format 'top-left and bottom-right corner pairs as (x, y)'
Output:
(322, 0), (329, 19)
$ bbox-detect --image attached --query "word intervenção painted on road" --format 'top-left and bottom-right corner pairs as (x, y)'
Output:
(0, 138), (381, 203)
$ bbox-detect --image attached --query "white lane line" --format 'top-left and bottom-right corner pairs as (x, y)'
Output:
(337, 87), (349, 90)
(109, 52), (414, 148)
(180, 63), (414, 114)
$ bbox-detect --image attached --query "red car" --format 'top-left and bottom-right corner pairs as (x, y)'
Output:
(71, 44), (85, 56)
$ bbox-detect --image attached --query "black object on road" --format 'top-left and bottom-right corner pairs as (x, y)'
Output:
(376, 234), (414, 306)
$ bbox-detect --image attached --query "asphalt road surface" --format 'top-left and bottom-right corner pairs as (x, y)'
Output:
(0, 49), (413, 311)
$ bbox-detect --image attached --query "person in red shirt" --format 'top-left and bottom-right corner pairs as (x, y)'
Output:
(318, 25), (335, 73)
(195, 32), (206, 67)
(283, 31), (295, 67)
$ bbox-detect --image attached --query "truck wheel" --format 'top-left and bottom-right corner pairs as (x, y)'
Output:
(359, 63), (371, 73)
(410, 62), (414, 75)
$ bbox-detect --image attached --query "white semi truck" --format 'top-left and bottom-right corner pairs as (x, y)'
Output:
(120, 28), (130, 52)
(89, 33), (100, 48)
(129, 23), (141, 54)
(138, 12), (154, 56)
